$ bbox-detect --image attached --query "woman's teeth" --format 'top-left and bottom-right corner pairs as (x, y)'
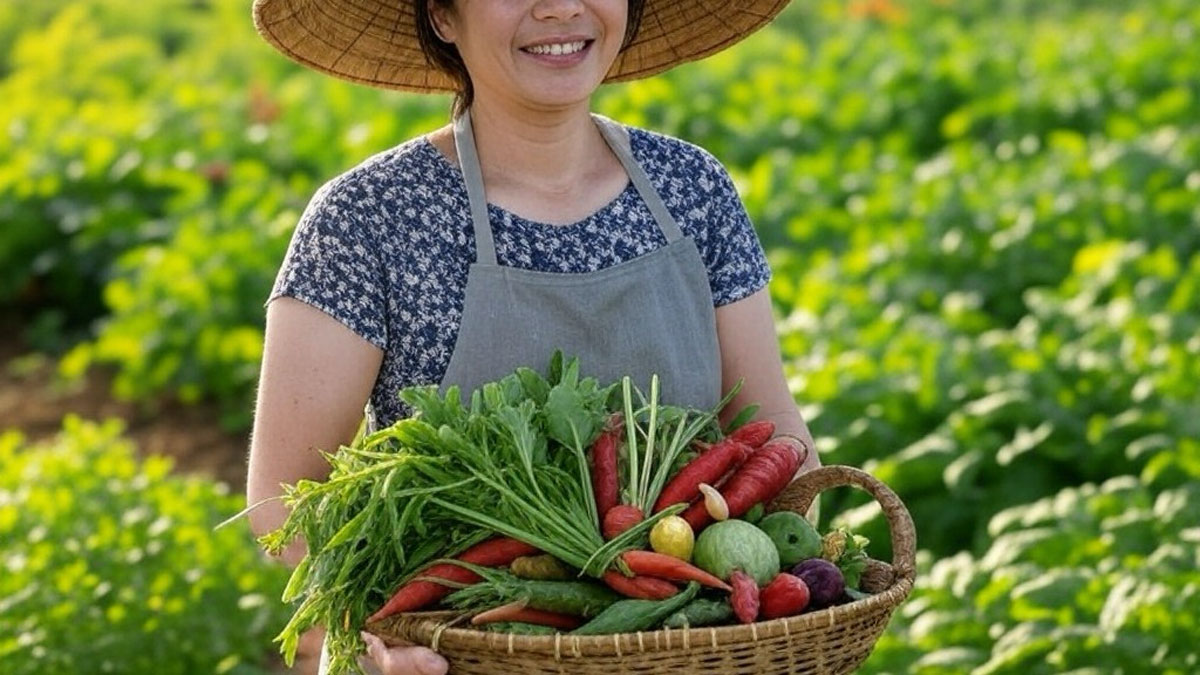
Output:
(525, 41), (588, 56)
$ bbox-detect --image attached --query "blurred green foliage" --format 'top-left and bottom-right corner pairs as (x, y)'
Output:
(2, 0), (1199, 671)
(0, 417), (291, 673)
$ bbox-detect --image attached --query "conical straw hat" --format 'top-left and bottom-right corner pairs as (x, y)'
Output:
(252, 0), (792, 93)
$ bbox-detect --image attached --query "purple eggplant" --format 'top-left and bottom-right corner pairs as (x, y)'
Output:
(789, 558), (845, 608)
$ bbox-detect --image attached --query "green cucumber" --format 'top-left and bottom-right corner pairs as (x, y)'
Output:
(662, 597), (735, 628)
(570, 582), (700, 635)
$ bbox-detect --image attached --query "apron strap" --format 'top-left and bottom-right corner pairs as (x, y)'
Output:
(452, 111), (686, 267)
(592, 114), (685, 243)
(453, 111), (499, 265)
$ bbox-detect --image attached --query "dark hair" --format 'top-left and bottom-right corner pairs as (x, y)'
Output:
(415, 0), (648, 118)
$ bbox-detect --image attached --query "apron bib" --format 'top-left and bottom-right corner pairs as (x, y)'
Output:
(439, 109), (722, 408)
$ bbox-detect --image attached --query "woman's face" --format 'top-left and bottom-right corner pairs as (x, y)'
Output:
(431, 0), (628, 110)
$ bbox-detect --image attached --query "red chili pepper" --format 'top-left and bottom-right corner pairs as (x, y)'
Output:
(367, 537), (538, 623)
(620, 550), (731, 591)
(602, 570), (679, 599)
(652, 439), (752, 513)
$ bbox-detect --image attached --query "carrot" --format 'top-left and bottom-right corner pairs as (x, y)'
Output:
(722, 439), (804, 515)
(680, 500), (710, 531)
(728, 419), (775, 448)
(602, 504), (644, 540)
(471, 600), (582, 630)
(620, 550), (732, 591)
(681, 440), (805, 531)
(590, 414), (623, 518)
(367, 537), (539, 622)
(602, 570), (679, 599)
(652, 439), (752, 513)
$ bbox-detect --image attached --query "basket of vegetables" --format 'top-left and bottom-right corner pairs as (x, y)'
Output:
(250, 354), (916, 675)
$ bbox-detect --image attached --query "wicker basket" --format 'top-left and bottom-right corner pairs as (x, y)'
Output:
(366, 465), (917, 674)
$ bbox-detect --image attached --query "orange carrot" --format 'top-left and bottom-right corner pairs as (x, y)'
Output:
(602, 571), (679, 599)
(367, 537), (538, 622)
(471, 600), (582, 630)
(620, 550), (732, 591)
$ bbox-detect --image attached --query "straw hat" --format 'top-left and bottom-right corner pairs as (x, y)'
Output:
(252, 0), (792, 93)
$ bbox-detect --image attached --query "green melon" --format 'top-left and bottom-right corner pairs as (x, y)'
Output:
(692, 520), (780, 586)
(757, 511), (822, 566)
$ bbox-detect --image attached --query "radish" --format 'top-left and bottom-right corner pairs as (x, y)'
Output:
(602, 504), (644, 540)
(729, 571), (760, 624)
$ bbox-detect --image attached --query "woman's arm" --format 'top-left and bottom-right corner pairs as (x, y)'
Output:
(248, 298), (447, 674)
(246, 297), (383, 564)
(714, 288), (820, 475)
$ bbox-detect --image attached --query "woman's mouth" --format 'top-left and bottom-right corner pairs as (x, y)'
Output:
(519, 39), (594, 66)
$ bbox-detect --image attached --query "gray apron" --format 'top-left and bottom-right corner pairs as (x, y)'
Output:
(439, 109), (722, 408)
(319, 110), (722, 672)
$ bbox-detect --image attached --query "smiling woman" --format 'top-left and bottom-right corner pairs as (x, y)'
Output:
(245, 1), (814, 674)
(424, 0), (633, 115)
(416, 0), (646, 115)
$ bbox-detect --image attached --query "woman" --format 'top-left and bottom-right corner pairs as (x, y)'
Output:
(246, 0), (816, 673)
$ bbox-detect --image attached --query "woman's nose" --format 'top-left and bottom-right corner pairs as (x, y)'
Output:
(532, 0), (585, 22)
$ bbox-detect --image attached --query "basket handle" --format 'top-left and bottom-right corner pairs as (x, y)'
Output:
(767, 465), (917, 584)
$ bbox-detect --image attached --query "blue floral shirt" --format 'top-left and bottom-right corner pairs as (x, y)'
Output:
(270, 123), (771, 427)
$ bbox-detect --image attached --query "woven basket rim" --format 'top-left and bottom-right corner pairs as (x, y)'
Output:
(368, 464), (918, 658)
(371, 567), (913, 657)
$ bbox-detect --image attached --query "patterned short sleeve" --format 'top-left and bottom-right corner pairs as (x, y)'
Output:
(693, 151), (772, 306)
(268, 176), (389, 349)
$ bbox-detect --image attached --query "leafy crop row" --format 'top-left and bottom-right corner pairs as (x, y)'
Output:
(0, 417), (291, 673)
(865, 463), (1200, 673)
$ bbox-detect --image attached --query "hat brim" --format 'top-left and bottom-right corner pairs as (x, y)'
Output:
(252, 0), (792, 93)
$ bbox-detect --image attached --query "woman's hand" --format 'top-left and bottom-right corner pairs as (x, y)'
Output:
(359, 632), (449, 675)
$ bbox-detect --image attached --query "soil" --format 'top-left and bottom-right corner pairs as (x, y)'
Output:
(0, 335), (251, 491)
(0, 327), (323, 674)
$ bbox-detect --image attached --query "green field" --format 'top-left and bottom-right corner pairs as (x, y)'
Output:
(2, 0), (1197, 672)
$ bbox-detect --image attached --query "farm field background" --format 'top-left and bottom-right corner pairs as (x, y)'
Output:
(2, 0), (1197, 673)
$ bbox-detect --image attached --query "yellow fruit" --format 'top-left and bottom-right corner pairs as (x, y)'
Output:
(649, 515), (695, 561)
